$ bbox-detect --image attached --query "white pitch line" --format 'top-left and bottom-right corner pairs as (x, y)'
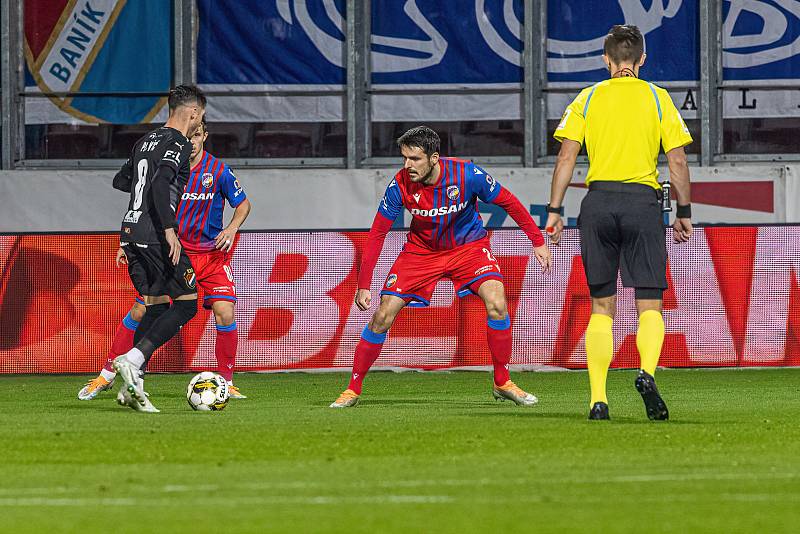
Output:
(2, 492), (800, 508)
(0, 495), (453, 507)
(1, 471), (797, 498)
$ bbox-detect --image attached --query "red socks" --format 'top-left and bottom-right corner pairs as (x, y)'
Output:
(347, 326), (387, 394)
(104, 312), (139, 372)
(487, 316), (512, 386)
(215, 323), (238, 382)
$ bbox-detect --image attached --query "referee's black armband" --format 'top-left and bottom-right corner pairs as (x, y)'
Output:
(676, 204), (692, 219)
(546, 204), (564, 215)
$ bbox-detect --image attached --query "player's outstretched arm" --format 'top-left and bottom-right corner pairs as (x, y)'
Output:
(357, 212), (395, 302)
(355, 178), (404, 308)
(491, 187), (551, 273)
(546, 139), (581, 245)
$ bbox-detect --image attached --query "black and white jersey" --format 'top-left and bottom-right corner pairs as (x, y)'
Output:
(118, 127), (192, 245)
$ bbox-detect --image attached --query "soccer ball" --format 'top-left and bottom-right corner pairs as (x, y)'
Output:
(187, 372), (230, 411)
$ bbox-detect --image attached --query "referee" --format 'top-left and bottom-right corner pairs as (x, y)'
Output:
(545, 25), (692, 421)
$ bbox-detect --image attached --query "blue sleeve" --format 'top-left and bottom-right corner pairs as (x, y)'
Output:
(220, 166), (246, 208)
(378, 178), (404, 220)
(470, 164), (502, 203)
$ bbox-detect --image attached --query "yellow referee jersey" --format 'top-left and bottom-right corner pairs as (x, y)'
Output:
(553, 77), (692, 189)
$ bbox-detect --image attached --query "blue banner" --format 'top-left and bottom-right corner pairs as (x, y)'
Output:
(547, 0), (699, 82)
(197, 0), (703, 85)
(722, 0), (800, 81)
(197, 0), (346, 85)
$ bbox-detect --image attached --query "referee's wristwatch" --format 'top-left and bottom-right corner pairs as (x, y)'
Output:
(546, 204), (564, 215)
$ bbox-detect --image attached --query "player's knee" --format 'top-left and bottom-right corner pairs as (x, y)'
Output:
(130, 302), (147, 322)
(480, 289), (508, 320)
(484, 299), (507, 321)
(212, 302), (235, 326)
(369, 309), (397, 333)
(591, 296), (616, 318)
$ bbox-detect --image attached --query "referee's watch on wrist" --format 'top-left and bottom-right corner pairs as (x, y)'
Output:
(546, 204), (564, 215)
(676, 204), (692, 219)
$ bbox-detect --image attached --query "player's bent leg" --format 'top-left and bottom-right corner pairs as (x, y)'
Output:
(475, 280), (538, 406)
(129, 300), (170, 394)
(115, 294), (198, 411)
(634, 294), (668, 420)
(585, 287), (616, 420)
(331, 295), (407, 408)
(78, 301), (147, 401)
(478, 279), (512, 385)
(212, 300), (244, 398)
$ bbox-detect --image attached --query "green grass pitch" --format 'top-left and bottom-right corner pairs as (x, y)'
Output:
(2, 369), (799, 533)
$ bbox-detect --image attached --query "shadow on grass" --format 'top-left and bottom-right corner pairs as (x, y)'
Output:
(328, 398), (459, 407)
(460, 410), (708, 425)
(464, 410), (584, 421)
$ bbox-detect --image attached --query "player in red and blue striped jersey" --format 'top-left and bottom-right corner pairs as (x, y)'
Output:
(331, 126), (552, 408)
(78, 119), (252, 401)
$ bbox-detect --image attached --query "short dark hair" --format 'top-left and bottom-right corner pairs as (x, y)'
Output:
(168, 85), (206, 112)
(396, 126), (440, 157)
(604, 25), (644, 65)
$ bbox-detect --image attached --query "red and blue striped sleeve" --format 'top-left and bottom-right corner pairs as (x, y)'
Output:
(469, 164), (502, 203)
(220, 166), (246, 208)
(377, 178), (404, 221)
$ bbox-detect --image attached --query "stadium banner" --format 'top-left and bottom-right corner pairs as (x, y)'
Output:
(23, 0), (172, 124)
(23, 0), (800, 124)
(1, 226), (799, 374)
(0, 165), (791, 233)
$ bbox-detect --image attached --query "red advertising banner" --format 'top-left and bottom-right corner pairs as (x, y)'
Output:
(1, 228), (799, 374)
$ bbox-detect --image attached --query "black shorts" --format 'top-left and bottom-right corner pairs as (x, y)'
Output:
(578, 181), (667, 298)
(123, 243), (196, 299)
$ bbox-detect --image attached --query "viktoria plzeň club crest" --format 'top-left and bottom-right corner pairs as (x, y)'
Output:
(24, 0), (171, 124)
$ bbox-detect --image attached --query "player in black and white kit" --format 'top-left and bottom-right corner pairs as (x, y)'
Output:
(112, 85), (206, 413)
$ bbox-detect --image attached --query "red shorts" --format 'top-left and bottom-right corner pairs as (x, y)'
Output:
(186, 249), (237, 309)
(380, 239), (502, 307)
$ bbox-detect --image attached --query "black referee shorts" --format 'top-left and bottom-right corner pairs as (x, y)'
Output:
(122, 243), (196, 299)
(578, 181), (667, 299)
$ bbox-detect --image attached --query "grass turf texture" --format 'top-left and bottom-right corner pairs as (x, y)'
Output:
(2, 369), (799, 533)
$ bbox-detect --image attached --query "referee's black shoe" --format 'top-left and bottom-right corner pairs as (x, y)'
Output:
(635, 370), (669, 421)
(588, 401), (610, 420)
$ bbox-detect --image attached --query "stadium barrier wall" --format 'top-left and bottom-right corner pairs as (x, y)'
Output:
(0, 164), (795, 232)
(1, 227), (798, 374)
